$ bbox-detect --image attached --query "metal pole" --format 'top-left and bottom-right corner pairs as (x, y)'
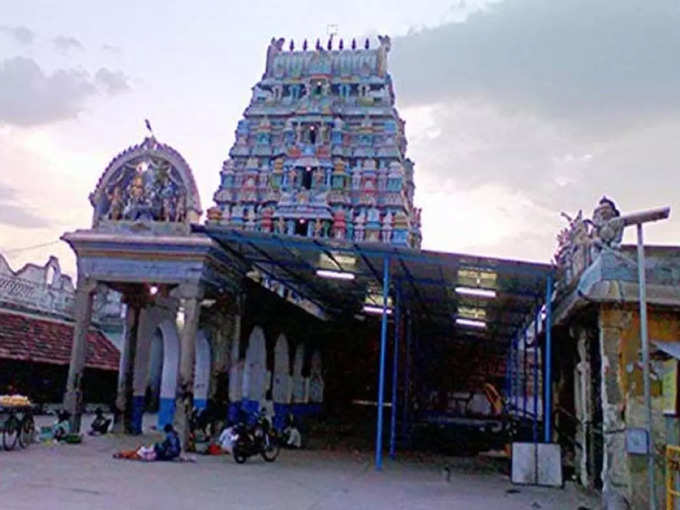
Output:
(637, 224), (656, 509)
(389, 284), (401, 459)
(544, 273), (553, 443)
(523, 329), (528, 418)
(533, 308), (539, 445)
(375, 256), (391, 471)
(402, 311), (412, 437)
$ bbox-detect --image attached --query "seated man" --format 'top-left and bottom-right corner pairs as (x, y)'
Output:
(54, 410), (71, 441)
(89, 408), (112, 435)
(154, 424), (181, 461)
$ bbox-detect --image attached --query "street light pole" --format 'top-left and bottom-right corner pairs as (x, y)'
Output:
(623, 206), (670, 510)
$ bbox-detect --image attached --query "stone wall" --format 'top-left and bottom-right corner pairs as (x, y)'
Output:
(599, 304), (680, 508)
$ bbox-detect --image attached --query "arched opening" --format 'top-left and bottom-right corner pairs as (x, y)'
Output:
(273, 334), (291, 403)
(309, 349), (324, 404)
(194, 330), (211, 410)
(156, 319), (180, 429)
(292, 343), (306, 403)
(242, 326), (267, 419)
(146, 330), (163, 412)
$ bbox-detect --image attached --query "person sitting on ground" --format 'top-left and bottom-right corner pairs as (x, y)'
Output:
(154, 424), (181, 461)
(218, 422), (237, 454)
(283, 413), (302, 449)
(54, 410), (71, 441)
(89, 408), (111, 436)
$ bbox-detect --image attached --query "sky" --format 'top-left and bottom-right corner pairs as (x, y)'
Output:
(0, 0), (678, 278)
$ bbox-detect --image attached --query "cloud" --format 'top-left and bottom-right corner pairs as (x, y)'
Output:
(391, 0), (680, 126)
(0, 57), (131, 126)
(0, 57), (96, 126)
(53, 35), (84, 53)
(101, 44), (122, 55)
(0, 185), (49, 229)
(389, 0), (680, 259)
(0, 25), (34, 45)
(95, 68), (130, 95)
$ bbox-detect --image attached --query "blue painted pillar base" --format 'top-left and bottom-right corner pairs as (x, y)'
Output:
(227, 401), (241, 424)
(241, 399), (260, 424)
(273, 403), (290, 431)
(194, 398), (207, 411)
(131, 396), (145, 435)
(158, 397), (176, 429)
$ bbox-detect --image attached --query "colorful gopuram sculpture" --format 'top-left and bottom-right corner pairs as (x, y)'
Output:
(210, 35), (422, 247)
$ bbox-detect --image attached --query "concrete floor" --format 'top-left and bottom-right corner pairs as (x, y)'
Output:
(1, 418), (598, 510)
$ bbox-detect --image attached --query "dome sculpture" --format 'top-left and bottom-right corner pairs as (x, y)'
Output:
(89, 136), (202, 230)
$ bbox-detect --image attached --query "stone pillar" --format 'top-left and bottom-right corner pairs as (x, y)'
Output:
(173, 284), (203, 451)
(574, 326), (593, 488)
(63, 277), (97, 433)
(113, 292), (146, 434)
(130, 307), (156, 434)
(599, 306), (632, 509)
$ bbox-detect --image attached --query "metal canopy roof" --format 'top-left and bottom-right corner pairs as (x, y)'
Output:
(196, 226), (554, 345)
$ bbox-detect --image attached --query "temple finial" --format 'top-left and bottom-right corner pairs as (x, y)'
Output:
(303, 39), (308, 51)
(315, 38), (321, 50)
(351, 38), (356, 50)
(339, 38), (344, 50)
(364, 38), (370, 49)
(289, 39), (294, 51)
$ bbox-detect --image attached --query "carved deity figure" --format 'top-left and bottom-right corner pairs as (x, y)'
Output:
(162, 197), (173, 222)
(591, 196), (624, 250)
(174, 193), (186, 222)
(276, 216), (286, 234)
(107, 186), (124, 220)
(314, 217), (323, 237)
(295, 123), (303, 143)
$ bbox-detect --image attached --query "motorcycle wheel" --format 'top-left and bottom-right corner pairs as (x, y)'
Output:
(233, 444), (247, 464)
(261, 433), (280, 462)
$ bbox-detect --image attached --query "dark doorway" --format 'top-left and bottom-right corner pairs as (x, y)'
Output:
(295, 219), (308, 236)
(302, 168), (313, 189)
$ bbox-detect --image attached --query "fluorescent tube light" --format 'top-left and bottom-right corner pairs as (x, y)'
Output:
(362, 305), (392, 315)
(455, 287), (496, 298)
(455, 318), (487, 329)
(316, 269), (355, 280)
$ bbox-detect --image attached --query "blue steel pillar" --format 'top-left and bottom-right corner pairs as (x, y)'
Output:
(375, 256), (391, 470)
(522, 329), (528, 418)
(533, 307), (539, 445)
(401, 311), (412, 437)
(389, 284), (401, 459)
(543, 273), (554, 443)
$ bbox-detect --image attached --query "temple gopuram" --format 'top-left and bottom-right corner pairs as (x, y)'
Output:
(208, 36), (422, 247)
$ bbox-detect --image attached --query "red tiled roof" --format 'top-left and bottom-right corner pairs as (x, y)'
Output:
(0, 311), (119, 371)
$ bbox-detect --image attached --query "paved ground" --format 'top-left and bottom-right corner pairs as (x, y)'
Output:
(0, 414), (599, 510)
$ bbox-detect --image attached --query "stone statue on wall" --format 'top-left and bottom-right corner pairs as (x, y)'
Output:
(107, 186), (124, 220)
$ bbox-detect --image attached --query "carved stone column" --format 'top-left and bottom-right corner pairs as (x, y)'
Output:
(599, 306), (632, 508)
(173, 284), (203, 451)
(63, 277), (97, 433)
(573, 326), (594, 488)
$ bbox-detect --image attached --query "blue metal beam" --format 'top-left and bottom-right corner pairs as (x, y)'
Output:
(402, 311), (412, 437)
(389, 283), (401, 459)
(375, 256), (391, 471)
(544, 273), (553, 443)
(533, 305), (539, 445)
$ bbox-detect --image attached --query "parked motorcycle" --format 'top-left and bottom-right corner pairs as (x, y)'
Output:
(231, 410), (280, 464)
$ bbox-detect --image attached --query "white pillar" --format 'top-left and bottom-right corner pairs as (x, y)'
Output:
(63, 277), (97, 433)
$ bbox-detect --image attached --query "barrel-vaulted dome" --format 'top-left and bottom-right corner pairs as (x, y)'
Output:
(89, 136), (202, 228)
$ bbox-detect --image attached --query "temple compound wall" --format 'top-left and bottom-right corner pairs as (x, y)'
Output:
(552, 197), (680, 509)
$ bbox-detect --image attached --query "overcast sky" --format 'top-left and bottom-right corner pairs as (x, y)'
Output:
(1, 0), (678, 278)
